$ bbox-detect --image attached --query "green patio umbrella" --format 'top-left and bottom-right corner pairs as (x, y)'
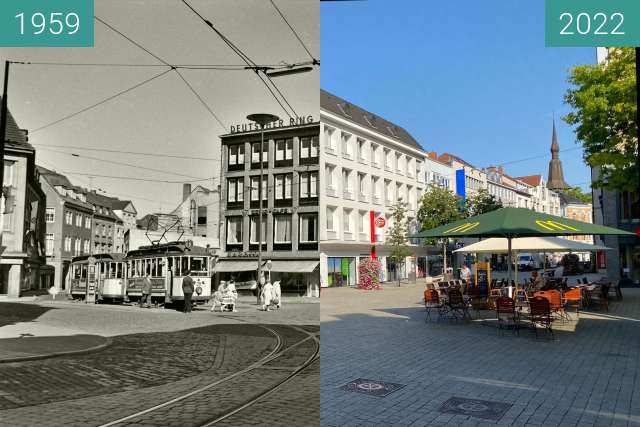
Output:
(411, 207), (635, 288)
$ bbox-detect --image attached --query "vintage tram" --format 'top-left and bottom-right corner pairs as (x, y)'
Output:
(69, 253), (127, 302)
(124, 241), (214, 306)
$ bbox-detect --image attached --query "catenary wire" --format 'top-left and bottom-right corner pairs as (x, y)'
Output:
(31, 143), (220, 161)
(269, 0), (318, 63)
(31, 68), (173, 133)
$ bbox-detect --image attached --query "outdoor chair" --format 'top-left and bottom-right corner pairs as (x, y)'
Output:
(607, 279), (622, 300)
(424, 289), (445, 322)
(534, 290), (567, 323)
(589, 284), (610, 312)
(446, 289), (470, 321)
(496, 296), (519, 335)
(582, 277), (590, 285)
(466, 286), (486, 319)
(528, 296), (554, 339)
(562, 288), (582, 319)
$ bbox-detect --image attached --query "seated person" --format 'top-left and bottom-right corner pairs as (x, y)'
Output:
(531, 271), (543, 291)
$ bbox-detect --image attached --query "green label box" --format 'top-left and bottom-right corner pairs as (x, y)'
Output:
(0, 0), (94, 47)
(545, 0), (640, 47)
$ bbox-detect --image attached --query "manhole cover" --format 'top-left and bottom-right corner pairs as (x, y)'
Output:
(339, 378), (405, 398)
(439, 397), (512, 421)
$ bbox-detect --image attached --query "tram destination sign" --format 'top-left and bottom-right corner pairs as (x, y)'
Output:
(230, 115), (316, 134)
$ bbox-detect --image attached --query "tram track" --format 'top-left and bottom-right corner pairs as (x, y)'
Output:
(97, 324), (319, 427)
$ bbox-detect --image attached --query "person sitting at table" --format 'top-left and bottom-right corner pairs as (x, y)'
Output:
(531, 271), (543, 291)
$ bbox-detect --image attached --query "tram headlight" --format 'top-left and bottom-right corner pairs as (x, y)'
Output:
(196, 286), (203, 296)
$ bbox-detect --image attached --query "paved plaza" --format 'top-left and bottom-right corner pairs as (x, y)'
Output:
(321, 283), (640, 427)
(0, 297), (319, 427)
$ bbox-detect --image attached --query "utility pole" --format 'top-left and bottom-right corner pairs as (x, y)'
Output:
(0, 61), (10, 249)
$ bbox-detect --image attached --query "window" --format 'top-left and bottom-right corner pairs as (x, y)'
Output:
(357, 138), (366, 160)
(83, 240), (90, 254)
(324, 126), (335, 150)
(384, 149), (392, 169)
(359, 211), (368, 233)
(273, 215), (292, 243)
(275, 138), (293, 161)
(226, 217), (243, 244)
(341, 132), (352, 157)
(326, 206), (336, 230)
(251, 142), (268, 163)
(372, 176), (381, 199)
(85, 216), (91, 229)
(358, 173), (367, 195)
(249, 216), (267, 244)
(74, 238), (81, 256)
(385, 180), (392, 202)
(274, 174), (292, 200)
(45, 234), (54, 256)
(45, 208), (55, 223)
(299, 214), (318, 243)
(65, 211), (73, 225)
(343, 209), (352, 232)
(325, 164), (335, 189)
(300, 172), (318, 198)
(197, 206), (207, 225)
(227, 178), (244, 203)
(64, 236), (72, 252)
(342, 169), (351, 192)
(371, 144), (378, 165)
(300, 136), (319, 159)
(228, 144), (245, 167)
(75, 213), (83, 227)
(250, 176), (268, 201)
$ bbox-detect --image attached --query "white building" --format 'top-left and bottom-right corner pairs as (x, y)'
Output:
(514, 175), (561, 215)
(320, 90), (426, 287)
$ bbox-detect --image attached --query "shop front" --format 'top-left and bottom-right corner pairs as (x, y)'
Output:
(327, 256), (356, 287)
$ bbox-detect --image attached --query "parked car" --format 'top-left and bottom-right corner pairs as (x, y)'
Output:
(516, 253), (537, 271)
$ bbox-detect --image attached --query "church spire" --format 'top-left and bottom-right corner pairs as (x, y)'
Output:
(547, 118), (569, 190)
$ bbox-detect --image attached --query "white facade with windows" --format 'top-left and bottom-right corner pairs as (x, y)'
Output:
(320, 90), (426, 288)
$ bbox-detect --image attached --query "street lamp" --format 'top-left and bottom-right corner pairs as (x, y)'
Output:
(247, 113), (279, 305)
(266, 66), (314, 78)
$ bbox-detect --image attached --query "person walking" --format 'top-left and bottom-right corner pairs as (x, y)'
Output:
(182, 270), (195, 314)
(460, 264), (472, 284)
(140, 273), (152, 308)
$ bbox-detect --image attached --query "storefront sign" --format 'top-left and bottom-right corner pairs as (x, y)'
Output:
(228, 251), (259, 258)
(230, 115), (316, 134)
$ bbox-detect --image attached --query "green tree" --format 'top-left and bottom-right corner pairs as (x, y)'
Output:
(463, 189), (503, 217)
(387, 199), (413, 287)
(417, 185), (463, 274)
(559, 186), (592, 204)
(563, 48), (637, 192)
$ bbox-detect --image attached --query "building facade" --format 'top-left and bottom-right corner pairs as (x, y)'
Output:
(320, 90), (426, 287)
(218, 120), (320, 296)
(1, 106), (47, 297)
(171, 184), (220, 246)
(38, 167), (94, 290)
(86, 191), (120, 255)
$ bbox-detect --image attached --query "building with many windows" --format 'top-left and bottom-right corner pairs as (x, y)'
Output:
(86, 191), (121, 255)
(218, 119), (320, 296)
(320, 90), (426, 287)
(38, 166), (94, 289)
(1, 105), (47, 297)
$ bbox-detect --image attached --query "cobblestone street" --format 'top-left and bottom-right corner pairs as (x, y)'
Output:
(321, 284), (640, 427)
(0, 300), (318, 426)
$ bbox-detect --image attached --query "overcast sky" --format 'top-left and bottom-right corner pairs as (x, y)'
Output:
(1, 0), (319, 216)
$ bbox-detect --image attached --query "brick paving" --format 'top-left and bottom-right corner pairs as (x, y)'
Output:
(320, 284), (640, 427)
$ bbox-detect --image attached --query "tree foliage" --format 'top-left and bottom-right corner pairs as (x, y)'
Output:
(563, 48), (638, 192)
(559, 186), (592, 204)
(463, 189), (503, 217)
(387, 199), (413, 286)
(417, 185), (462, 231)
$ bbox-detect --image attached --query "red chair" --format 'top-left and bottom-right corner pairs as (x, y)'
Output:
(562, 288), (582, 319)
(535, 290), (567, 322)
(424, 289), (444, 322)
(528, 296), (554, 339)
(496, 296), (519, 335)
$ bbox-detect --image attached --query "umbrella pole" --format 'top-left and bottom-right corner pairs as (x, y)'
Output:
(542, 251), (546, 288)
(507, 236), (513, 298)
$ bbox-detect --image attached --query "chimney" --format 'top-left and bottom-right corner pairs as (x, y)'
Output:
(183, 184), (191, 202)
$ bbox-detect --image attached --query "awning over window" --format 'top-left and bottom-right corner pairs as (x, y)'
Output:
(268, 260), (319, 273)
(215, 260), (258, 272)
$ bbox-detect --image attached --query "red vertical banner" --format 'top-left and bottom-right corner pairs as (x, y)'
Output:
(370, 210), (376, 258)
(597, 250), (606, 269)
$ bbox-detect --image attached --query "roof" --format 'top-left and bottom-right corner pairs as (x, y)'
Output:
(558, 193), (590, 206)
(320, 89), (422, 151)
(437, 153), (476, 168)
(514, 175), (542, 187)
(37, 166), (95, 211)
(1, 98), (34, 151)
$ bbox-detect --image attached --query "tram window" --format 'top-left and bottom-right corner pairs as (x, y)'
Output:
(152, 258), (158, 277)
(73, 266), (81, 279)
(181, 257), (189, 276)
(191, 257), (207, 275)
(81, 265), (87, 280)
(110, 263), (117, 279)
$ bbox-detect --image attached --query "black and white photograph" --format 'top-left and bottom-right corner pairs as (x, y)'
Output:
(0, 1), (319, 426)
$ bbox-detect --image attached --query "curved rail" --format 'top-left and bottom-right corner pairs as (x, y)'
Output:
(97, 324), (285, 427)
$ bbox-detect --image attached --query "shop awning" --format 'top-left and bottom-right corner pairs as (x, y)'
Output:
(268, 260), (319, 273)
(215, 260), (259, 272)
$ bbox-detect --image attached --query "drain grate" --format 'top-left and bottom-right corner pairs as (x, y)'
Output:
(339, 378), (405, 398)
(438, 396), (512, 421)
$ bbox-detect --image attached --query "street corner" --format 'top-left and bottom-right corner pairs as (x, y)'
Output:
(0, 334), (111, 364)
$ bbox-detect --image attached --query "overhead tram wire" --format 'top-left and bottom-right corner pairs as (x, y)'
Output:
(30, 143), (219, 161)
(30, 67), (173, 133)
(95, 15), (228, 131)
(46, 171), (216, 184)
(38, 147), (208, 181)
(21, 61), (302, 70)
(180, 0), (297, 119)
(269, 0), (319, 64)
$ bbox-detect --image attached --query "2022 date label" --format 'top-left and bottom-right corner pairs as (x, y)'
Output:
(0, 0), (93, 47)
(546, 0), (640, 47)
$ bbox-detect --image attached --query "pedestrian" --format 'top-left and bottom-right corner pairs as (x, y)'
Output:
(256, 272), (265, 305)
(460, 264), (472, 284)
(182, 270), (195, 314)
(260, 280), (274, 311)
(140, 273), (152, 308)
